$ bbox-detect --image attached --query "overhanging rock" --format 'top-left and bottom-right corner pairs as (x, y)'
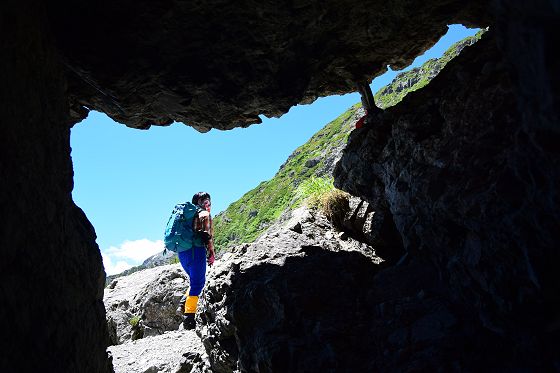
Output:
(46, 0), (487, 130)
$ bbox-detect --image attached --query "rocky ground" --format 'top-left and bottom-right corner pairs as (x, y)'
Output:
(108, 330), (210, 373)
(104, 203), (383, 372)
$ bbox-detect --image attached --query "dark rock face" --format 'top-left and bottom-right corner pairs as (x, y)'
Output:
(200, 207), (508, 372)
(46, 0), (486, 131)
(0, 1), (112, 372)
(342, 197), (405, 263)
(197, 208), (383, 372)
(206, 249), (380, 372)
(335, 27), (560, 369)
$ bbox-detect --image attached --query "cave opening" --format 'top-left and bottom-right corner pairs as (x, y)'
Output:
(3, 0), (559, 370)
(75, 24), (489, 369)
(71, 24), (480, 280)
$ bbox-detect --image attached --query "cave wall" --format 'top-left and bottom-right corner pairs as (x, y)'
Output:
(0, 0), (558, 370)
(335, 4), (560, 368)
(0, 2), (112, 372)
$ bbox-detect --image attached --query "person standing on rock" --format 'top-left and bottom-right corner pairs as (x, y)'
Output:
(175, 191), (215, 330)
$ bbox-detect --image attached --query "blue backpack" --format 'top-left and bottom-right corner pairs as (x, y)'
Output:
(164, 202), (204, 252)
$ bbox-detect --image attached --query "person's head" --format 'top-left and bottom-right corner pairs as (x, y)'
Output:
(192, 191), (211, 211)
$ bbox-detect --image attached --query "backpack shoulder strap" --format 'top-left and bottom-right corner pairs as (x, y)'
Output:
(191, 205), (202, 230)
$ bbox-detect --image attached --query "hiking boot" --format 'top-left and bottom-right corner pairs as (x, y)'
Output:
(183, 313), (196, 330)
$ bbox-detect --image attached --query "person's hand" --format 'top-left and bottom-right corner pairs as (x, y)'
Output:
(207, 249), (215, 266)
(199, 231), (211, 243)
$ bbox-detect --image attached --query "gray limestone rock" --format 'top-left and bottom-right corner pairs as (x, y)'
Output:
(142, 250), (176, 268)
(248, 210), (258, 218)
(108, 330), (211, 373)
(304, 157), (321, 168)
(104, 264), (188, 344)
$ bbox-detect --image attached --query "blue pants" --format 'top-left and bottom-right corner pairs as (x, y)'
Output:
(178, 246), (207, 296)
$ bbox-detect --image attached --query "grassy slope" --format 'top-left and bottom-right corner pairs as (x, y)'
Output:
(213, 105), (359, 250)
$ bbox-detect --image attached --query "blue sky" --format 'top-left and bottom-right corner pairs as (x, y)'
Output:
(71, 24), (479, 275)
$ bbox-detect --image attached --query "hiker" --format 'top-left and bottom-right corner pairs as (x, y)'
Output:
(164, 191), (215, 330)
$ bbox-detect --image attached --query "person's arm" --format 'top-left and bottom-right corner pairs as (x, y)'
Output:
(207, 214), (214, 251)
(198, 211), (215, 265)
(206, 214), (215, 265)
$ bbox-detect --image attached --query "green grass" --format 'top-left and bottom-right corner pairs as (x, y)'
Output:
(129, 315), (141, 327)
(295, 176), (336, 208)
(317, 188), (350, 225)
(374, 29), (485, 109)
(295, 176), (350, 224)
(213, 106), (360, 251)
(169, 255), (179, 264)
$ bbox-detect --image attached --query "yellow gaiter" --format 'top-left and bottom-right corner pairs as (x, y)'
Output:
(185, 295), (199, 314)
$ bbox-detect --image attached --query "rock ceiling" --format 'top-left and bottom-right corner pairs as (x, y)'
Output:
(47, 0), (487, 131)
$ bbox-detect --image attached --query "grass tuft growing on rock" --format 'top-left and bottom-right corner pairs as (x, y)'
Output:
(212, 107), (359, 251)
(318, 189), (350, 225)
(296, 176), (336, 208)
(296, 177), (350, 224)
(128, 315), (141, 327)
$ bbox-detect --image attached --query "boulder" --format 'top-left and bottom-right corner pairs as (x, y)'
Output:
(104, 264), (188, 344)
(304, 157), (321, 168)
(197, 207), (383, 372)
(198, 202), (535, 371)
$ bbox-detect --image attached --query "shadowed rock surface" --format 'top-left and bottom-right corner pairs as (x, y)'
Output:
(199, 200), (528, 371)
(335, 27), (560, 369)
(198, 207), (384, 372)
(1, 0), (559, 371)
(1, 2), (113, 372)
(46, 1), (487, 130)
